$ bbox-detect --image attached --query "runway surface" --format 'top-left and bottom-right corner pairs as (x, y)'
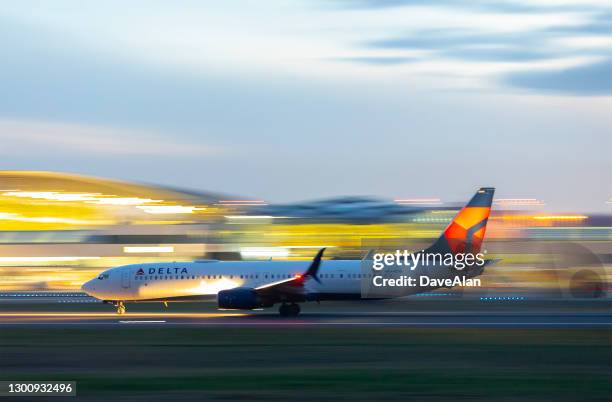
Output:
(1, 310), (610, 327)
(1, 292), (610, 327)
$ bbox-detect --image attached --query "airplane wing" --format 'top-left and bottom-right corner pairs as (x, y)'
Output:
(253, 248), (325, 299)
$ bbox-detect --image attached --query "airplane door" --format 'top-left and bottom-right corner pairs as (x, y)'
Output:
(121, 271), (131, 289)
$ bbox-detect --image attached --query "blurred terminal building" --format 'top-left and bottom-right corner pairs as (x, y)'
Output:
(0, 171), (609, 296)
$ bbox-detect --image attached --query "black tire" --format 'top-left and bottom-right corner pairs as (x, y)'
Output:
(279, 303), (301, 317)
(279, 304), (290, 317)
(289, 303), (301, 316)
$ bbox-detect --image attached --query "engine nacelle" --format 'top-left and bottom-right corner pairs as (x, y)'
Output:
(217, 288), (261, 310)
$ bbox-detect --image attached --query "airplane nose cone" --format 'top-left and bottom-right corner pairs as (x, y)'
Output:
(81, 280), (95, 296)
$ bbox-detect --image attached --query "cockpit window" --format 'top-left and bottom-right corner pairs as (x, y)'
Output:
(97, 274), (109, 280)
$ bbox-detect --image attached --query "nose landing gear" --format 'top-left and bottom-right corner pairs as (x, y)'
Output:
(278, 303), (300, 317)
(115, 301), (126, 315)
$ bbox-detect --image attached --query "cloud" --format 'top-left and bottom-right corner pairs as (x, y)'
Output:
(331, 56), (417, 65)
(505, 58), (612, 95)
(334, 0), (612, 13)
(3, 0), (609, 96)
(444, 47), (554, 62)
(0, 119), (222, 157)
(547, 11), (612, 34)
(351, 4), (612, 91)
(332, 0), (540, 13)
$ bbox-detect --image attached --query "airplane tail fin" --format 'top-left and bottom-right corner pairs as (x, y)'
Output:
(426, 187), (495, 255)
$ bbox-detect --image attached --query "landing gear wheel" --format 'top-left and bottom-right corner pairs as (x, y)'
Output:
(116, 302), (126, 315)
(279, 303), (300, 317)
(289, 303), (300, 316)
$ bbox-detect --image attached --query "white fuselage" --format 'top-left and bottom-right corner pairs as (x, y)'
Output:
(82, 260), (368, 302)
(81, 258), (480, 303)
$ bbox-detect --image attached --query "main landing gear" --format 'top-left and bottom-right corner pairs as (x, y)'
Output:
(115, 301), (126, 315)
(278, 303), (300, 317)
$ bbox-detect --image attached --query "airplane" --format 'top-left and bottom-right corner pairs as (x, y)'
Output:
(81, 187), (495, 316)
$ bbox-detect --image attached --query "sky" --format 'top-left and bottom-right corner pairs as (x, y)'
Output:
(1, 0), (611, 211)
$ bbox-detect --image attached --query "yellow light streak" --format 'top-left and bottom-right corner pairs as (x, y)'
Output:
(532, 215), (588, 221)
(136, 205), (202, 214)
(224, 215), (278, 219)
(2, 191), (99, 202)
(496, 198), (546, 206)
(240, 247), (289, 258)
(0, 256), (101, 266)
(2, 191), (162, 206)
(0, 212), (99, 225)
(94, 197), (161, 205)
(0, 256), (101, 262)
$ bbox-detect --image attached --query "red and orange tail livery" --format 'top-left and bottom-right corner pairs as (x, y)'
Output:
(428, 188), (495, 255)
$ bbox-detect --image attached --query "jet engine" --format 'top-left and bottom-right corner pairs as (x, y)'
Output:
(217, 288), (262, 310)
